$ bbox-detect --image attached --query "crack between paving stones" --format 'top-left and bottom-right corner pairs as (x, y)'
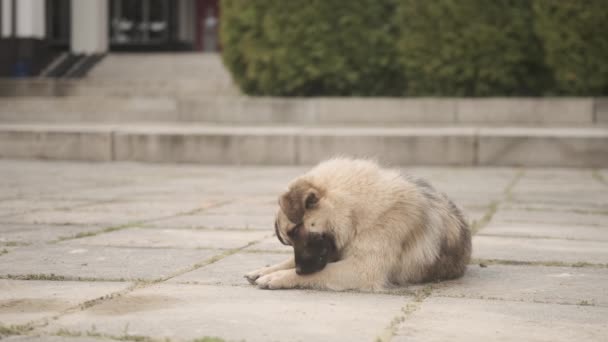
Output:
(434, 293), (604, 308)
(158, 236), (272, 284)
(498, 205), (608, 216)
(0, 198), (118, 220)
(4, 325), (175, 342)
(472, 168), (525, 235)
(1, 237), (270, 340)
(591, 169), (607, 186)
(375, 285), (434, 342)
(476, 232), (608, 242)
(471, 258), (608, 269)
(473, 129), (480, 166)
(0, 274), (128, 282)
(52, 200), (232, 243)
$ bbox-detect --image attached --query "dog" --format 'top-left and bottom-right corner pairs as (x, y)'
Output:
(245, 157), (471, 291)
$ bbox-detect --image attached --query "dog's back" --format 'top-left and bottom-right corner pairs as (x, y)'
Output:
(307, 158), (471, 285)
(384, 174), (472, 284)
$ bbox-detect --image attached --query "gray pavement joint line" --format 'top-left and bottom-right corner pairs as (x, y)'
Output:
(0, 241), (29, 247)
(52, 221), (145, 243)
(0, 283), (141, 340)
(592, 169), (607, 186)
(138, 224), (270, 232)
(0, 273), (128, 282)
(475, 232), (608, 242)
(241, 249), (291, 255)
(0, 198), (118, 220)
(495, 218), (607, 228)
(473, 129), (480, 165)
(52, 200), (232, 243)
(157, 234), (273, 284)
(375, 285), (433, 342)
(503, 168), (525, 201)
(472, 168), (525, 235)
(110, 130), (116, 161)
(499, 205), (608, 216)
(0, 238), (270, 340)
(434, 293), (602, 308)
(51, 327), (185, 342)
(472, 258), (608, 269)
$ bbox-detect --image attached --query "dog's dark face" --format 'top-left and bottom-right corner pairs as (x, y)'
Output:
(275, 180), (339, 275)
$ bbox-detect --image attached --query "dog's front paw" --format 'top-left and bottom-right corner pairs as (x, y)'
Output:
(244, 268), (264, 285)
(244, 265), (277, 285)
(256, 269), (298, 290)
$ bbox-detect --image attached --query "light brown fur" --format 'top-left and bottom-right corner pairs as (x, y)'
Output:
(245, 157), (471, 291)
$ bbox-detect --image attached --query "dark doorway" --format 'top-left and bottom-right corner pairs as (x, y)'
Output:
(109, 0), (191, 51)
(196, 0), (220, 52)
(46, 0), (71, 49)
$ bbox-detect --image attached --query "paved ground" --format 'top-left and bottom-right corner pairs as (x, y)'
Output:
(0, 160), (607, 342)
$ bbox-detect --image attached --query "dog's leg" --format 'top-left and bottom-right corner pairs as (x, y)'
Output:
(244, 257), (295, 284)
(255, 257), (386, 291)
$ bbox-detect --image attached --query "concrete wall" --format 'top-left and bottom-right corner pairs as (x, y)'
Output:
(1, 0), (45, 38)
(71, 0), (108, 54)
(1, 0), (12, 37)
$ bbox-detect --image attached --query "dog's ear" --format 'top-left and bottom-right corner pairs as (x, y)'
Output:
(279, 180), (321, 223)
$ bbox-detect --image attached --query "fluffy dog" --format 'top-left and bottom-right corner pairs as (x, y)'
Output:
(245, 157), (471, 291)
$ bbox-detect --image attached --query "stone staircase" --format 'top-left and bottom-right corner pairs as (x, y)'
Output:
(0, 53), (607, 167)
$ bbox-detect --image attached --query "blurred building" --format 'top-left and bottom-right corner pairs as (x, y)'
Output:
(0, 0), (220, 77)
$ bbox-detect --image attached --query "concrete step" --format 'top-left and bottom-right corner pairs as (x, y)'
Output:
(0, 53), (240, 97)
(1, 124), (606, 167)
(1, 97), (606, 126)
(0, 79), (239, 97)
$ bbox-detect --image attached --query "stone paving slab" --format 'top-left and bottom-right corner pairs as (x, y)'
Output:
(169, 252), (288, 286)
(479, 222), (608, 241)
(144, 213), (273, 230)
(0, 199), (92, 218)
(0, 279), (130, 325)
(0, 210), (143, 227)
(436, 264), (608, 306)
(394, 297), (608, 342)
(473, 236), (608, 264)
(0, 160), (606, 341)
(202, 200), (277, 216)
(46, 284), (408, 342)
(0, 245), (221, 281)
(0, 224), (102, 245)
(244, 237), (291, 253)
(59, 227), (269, 250)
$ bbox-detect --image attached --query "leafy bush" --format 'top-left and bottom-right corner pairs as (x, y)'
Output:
(395, 0), (548, 96)
(533, 0), (608, 95)
(221, 0), (605, 96)
(220, 0), (405, 96)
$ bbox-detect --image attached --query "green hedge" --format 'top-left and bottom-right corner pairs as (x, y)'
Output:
(221, 0), (607, 96)
(533, 0), (608, 95)
(221, 0), (405, 96)
(395, 0), (548, 96)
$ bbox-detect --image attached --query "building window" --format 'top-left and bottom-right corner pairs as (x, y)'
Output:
(110, 0), (173, 46)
